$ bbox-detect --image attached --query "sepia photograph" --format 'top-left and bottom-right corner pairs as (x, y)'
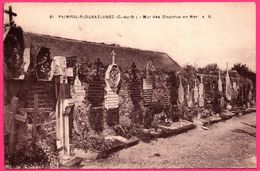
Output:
(3, 2), (256, 169)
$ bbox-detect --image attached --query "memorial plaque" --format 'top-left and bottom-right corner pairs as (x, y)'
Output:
(131, 81), (141, 104)
(106, 108), (119, 127)
(104, 91), (119, 109)
(88, 76), (104, 105)
(143, 89), (153, 106)
(131, 63), (141, 104)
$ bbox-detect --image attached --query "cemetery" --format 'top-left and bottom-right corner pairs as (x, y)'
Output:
(3, 6), (256, 169)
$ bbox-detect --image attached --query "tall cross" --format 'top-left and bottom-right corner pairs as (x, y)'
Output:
(4, 6), (17, 25)
(95, 58), (103, 76)
(111, 50), (116, 65)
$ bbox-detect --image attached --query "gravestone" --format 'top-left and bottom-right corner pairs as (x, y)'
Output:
(130, 62), (143, 124)
(178, 77), (184, 104)
(87, 58), (105, 132)
(218, 71), (223, 92)
(187, 84), (193, 107)
(198, 75), (204, 107)
(105, 51), (121, 126)
(194, 78), (199, 104)
(130, 62), (141, 105)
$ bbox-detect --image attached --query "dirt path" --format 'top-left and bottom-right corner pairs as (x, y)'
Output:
(82, 113), (256, 169)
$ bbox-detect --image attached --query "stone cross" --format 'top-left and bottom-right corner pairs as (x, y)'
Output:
(95, 58), (103, 76)
(111, 50), (116, 65)
(4, 6), (17, 25)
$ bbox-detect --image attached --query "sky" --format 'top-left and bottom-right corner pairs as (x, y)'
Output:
(4, 2), (256, 71)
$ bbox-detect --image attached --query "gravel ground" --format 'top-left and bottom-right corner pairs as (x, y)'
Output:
(82, 113), (256, 169)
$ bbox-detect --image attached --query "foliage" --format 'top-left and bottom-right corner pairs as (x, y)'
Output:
(5, 120), (58, 169)
(232, 63), (256, 87)
(71, 133), (114, 153)
(198, 63), (220, 74)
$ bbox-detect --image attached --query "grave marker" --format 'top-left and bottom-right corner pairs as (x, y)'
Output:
(143, 60), (154, 106)
(130, 62), (141, 105)
(104, 51), (121, 126)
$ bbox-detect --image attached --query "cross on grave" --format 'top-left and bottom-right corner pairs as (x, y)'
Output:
(95, 58), (103, 76)
(4, 6), (17, 25)
(131, 62), (137, 79)
(111, 50), (116, 65)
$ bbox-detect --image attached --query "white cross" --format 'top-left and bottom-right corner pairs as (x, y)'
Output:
(111, 50), (116, 64)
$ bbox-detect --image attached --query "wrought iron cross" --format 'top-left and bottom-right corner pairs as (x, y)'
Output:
(111, 50), (116, 65)
(95, 58), (103, 76)
(4, 6), (17, 25)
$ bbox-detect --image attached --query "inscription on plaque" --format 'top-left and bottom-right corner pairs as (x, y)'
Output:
(87, 58), (105, 132)
(105, 91), (119, 109)
(161, 93), (170, 106)
(88, 58), (104, 106)
(88, 77), (104, 105)
(143, 89), (153, 106)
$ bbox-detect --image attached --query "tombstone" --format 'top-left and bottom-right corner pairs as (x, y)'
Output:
(178, 77), (184, 104)
(161, 90), (171, 120)
(218, 71), (223, 92)
(143, 60), (154, 106)
(187, 84), (193, 107)
(130, 62), (141, 105)
(104, 51), (121, 126)
(225, 64), (232, 102)
(169, 71), (178, 106)
(86, 58), (105, 132)
(194, 78), (199, 103)
(198, 75), (204, 107)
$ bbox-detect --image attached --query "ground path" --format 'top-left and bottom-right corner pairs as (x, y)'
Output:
(82, 113), (256, 169)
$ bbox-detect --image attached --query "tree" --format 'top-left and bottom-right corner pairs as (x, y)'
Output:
(198, 63), (220, 74)
(232, 63), (256, 87)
